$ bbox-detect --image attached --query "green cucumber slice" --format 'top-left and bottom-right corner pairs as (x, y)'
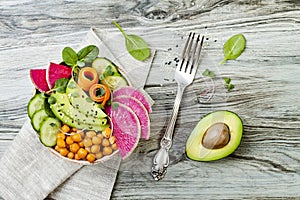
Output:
(101, 76), (128, 91)
(40, 117), (61, 147)
(32, 109), (48, 132)
(92, 57), (121, 78)
(27, 93), (45, 118)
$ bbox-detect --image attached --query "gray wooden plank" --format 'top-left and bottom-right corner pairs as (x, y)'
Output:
(0, 0), (300, 199)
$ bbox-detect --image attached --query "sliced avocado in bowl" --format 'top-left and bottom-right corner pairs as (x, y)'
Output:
(186, 110), (243, 161)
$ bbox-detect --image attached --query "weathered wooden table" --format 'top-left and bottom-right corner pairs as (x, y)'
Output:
(1, 0), (299, 199)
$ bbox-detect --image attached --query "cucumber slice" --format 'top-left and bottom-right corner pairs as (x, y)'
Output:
(101, 76), (128, 91)
(32, 109), (48, 132)
(40, 117), (61, 147)
(92, 57), (121, 78)
(27, 93), (45, 118)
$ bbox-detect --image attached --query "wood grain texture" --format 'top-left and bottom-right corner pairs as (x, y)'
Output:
(1, 0), (300, 199)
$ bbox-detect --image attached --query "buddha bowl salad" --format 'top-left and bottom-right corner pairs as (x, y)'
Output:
(28, 45), (151, 163)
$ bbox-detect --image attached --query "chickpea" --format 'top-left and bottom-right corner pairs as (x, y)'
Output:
(57, 138), (66, 148)
(71, 127), (77, 132)
(77, 148), (88, 159)
(67, 152), (75, 159)
(78, 141), (84, 147)
(103, 146), (113, 156)
(92, 136), (102, 145)
(111, 143), (118, 151)
(95, 152), (103, 159)
(74, 153), (80, 160)
(86, 130), (96, 138)
(78, 131), (85, 138)
(59, 148), (69, 157)
(55, 145), (60, 151)
(61, 124), (70, 133)
(69, 143), (80, 153)
(57, 133), (66, 140)
(66, 136), (74, 145)
(86, 153), (96, 163)
(71, 133), (82, 142)
(91, 145), (100, 154)
(83, 138), (92, 147)
(97, 133), (104, 139)
(102, 138), (110, 147)
(102, 127), (111, 138)
(85, 147), (91, 153)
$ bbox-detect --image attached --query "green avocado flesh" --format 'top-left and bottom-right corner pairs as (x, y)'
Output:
(50, 92), (108, 132)
(186, 110), (243, 161)
(66, 79), (107, 118)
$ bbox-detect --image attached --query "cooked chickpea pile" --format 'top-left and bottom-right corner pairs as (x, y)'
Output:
(54, 124), (118, 163)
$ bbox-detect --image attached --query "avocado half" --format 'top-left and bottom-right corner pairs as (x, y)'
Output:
(186, 110), (243, 161)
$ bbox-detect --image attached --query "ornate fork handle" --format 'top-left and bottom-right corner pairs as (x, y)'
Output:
(151, 84), (186, 181)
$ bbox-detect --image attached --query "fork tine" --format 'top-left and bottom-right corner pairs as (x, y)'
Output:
(190, 35), (204, 75)
(178, 32), (194, 72)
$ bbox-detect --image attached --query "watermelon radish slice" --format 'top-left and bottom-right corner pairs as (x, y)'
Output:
(113, 86), (152, 113)
(30, 69), (50, 92)
(47, 62), (72, 89)
(106, 103), (141, 159)
(113, 96), (150, 140)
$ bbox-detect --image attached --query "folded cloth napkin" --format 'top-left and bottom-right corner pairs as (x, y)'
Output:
(0, 27), (155, 200)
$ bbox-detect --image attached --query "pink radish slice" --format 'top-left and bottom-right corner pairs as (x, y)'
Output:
(47, 62), (72, 89)
(106, 103), (141, 159)
(113, 96), (150, 140)
(113, 86), (152, 113)
(30, 69), (50, 92)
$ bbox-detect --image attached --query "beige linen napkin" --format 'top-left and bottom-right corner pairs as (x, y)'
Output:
(0, 27), (155, 200)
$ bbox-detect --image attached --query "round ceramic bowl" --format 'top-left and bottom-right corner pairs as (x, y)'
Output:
(34, 60), (132, 165)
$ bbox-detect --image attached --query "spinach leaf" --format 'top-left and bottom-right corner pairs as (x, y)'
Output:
(113, 21), (150, 61)
(62, 47), (78, 67)
(221, 34), (246, 64)
(77, 45), (99, 63)
(53, 78), (69, 93)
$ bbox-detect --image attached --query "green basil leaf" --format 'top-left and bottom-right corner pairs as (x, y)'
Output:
(62, 47), (78, 67)
(53, 78), (69, 93)
(77, 45), (99, 63)
(221, 34), (246, 64)
(113, 21), (150, 61)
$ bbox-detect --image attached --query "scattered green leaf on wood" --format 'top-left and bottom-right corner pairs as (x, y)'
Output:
(223, 77), (231, 84)
(223, 77), (235, 92)
(227, 84), (235, 91)
(221, 33), (246, 64)
(53, 78), (69, 93)
(113, 21), (150, 61)
(202, 69), (215, 78)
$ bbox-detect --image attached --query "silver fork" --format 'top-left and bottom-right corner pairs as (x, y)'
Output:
(151, 32), (204, 181)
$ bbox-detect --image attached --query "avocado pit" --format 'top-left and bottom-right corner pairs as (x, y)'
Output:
(202, 123), (230, 149)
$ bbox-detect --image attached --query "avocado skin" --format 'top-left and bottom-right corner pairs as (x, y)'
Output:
(50, 92), (108, 131)
(186, 110), (243, 161)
